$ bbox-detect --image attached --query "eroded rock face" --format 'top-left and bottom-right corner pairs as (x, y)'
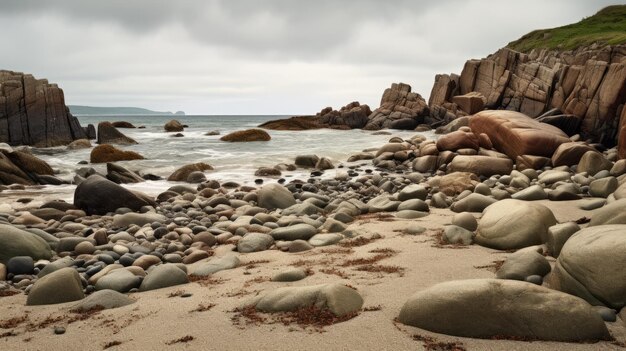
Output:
(0, 70), (88, 147)
(429, 44), (626, 149)
(364, 83), (429, 130)
(469, 110), (570, 159)
(398, 279), (610, 341)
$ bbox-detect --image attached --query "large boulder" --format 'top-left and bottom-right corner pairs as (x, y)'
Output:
(106, 162), (144, 184)
(398, 279), (610, 341)
(71, 289), (135, 311)
(74, 175), (156, 215)
(552, 225), (626, 309)
(27, 267), (85, 305)
(551, 142), (597, 167)
(246, 283), (363, 317)
(496, 250), (551, 280)
(96, 122), (137, 145)
(95, 268), (142, 292)
(139, 264), (189, 292)
(447, 155), (513, 177)
(576, 151), (613, 175)
(237, 233), (274, 253)
(190, 254), (240, 277)
(364, 83), (429, 130)
(435, 131), (479, 151)
(270, 224), (317, 241)
(167, 163), (214, 181)
(257, 183), (296, 209)
(90, 144), (144, 163)
(588, 199), (626, 226)
(437, 172), (479, 196)
(220, 129), (271, 142)
(468, 110), (569, 159)
(164, 120), (184, 132)
(475, 199), (557, 250)
(0, 224), (52, 264)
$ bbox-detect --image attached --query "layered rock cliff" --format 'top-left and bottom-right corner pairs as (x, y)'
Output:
(429, 44), (626, 147)
(0, 70), (89, 147)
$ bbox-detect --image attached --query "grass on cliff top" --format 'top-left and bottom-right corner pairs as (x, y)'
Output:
(507, 5), (626, 53)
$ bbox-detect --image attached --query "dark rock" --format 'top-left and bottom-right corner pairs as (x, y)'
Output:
(96, 122), (137, 145)
(74, 175), (156, 215)
(90, 144), (144, 163)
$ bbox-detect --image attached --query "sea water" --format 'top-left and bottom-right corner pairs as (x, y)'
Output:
(14, 115), (433, 201)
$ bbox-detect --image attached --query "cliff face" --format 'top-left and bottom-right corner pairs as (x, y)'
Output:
(0, 70), (88, 147)
(429, 44), (626, 146)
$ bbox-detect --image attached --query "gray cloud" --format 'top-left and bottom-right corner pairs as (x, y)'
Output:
(0, 0), (617, 114)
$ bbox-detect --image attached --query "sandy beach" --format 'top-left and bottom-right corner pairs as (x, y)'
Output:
(1, 200), (624, 351)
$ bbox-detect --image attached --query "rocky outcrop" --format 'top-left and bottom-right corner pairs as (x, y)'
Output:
(364, 83), (429, 130)
(429, 44), (626, 147)
(96, 122), (137, 145)
(0, 70), (90, 147)
(260, 102), (371, 130)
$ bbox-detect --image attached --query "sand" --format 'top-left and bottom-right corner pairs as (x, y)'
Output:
(1, 199), (624, 351)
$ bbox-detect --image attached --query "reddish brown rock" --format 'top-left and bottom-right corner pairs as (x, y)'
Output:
(438, 172), (480, 196)
(551, 142), (597, 167)
(90, 144), (145, 164)
(477, 133), (493, 149)
(469, 110), (570, 159)
(220, 129), (271, 142)
(452, 92), (486, 114)
(111, 121), (136, 128)
(448, 155), (514, 177)
(168, 163), (214, 181)
(516, 155), (551, 171)
(619, 107), (626, 159)
(436, 131), (480, 151)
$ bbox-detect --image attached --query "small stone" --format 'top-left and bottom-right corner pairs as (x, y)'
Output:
(54, 326), (66, 335)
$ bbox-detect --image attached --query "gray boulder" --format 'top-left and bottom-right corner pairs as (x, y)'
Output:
(552, 225), (626, 309)
(546, 222), (580, 257)
(139, 264), (189, 292)
(308, 233), (344, 247)
(496, 250), (551, 280)
(443, 225), (473, 245)
(577, 151), (612, 175)
(71, 289), (135, 311)
(270, 224), (317, 241)
(27, 267), (85, 306)
(257, 184), (296, 210)
(367, 195), (401, 213)
(95, 269), (142, 293)
(237, 233), (274, 253)
(397, 185), (428, 201)
(588, 177), (618, 198)
(588, 199), (626, 226)
(272, 268), (308, 282)
(294, 155), (319, 168)
(397, 199), (429, 212)
(511, 185), (548, 201)
(191, 254), (240, 277)
(246, 283), (363, 317)
(0, 224), (52, 264)
(6, 256), (34, 275)
(451, 212), (477, 231)
(450, 193), (497, 213)
(475, 199), (557, 250)
(398, 279), (610, 341)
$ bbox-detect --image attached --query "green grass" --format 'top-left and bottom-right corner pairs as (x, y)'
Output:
(507, 5), (626, 52)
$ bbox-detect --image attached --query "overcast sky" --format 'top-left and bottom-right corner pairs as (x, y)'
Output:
(0, 1), (618, 115)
